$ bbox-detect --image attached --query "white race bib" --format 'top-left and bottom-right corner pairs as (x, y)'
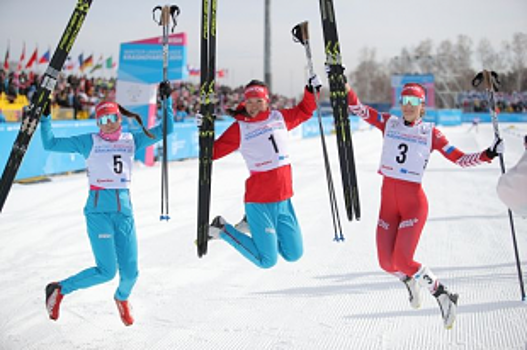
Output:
(379, 116), (432, 183)
(87, 133), (135, 189)
(239, 110), (290, 172)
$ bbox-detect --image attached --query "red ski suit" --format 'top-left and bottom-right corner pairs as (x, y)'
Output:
(347, 91), (493, 277)
(212, 88), (316, 203)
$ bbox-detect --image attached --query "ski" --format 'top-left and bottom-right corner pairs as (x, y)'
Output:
(318, 0), (360, 221)
(0, 0), (94, 212)
(196, 0), (217, 257)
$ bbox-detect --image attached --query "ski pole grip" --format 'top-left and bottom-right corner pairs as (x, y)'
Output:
(482, 70), (493, 91)
(292, 21), (309, 45)
(161, 5), (171, 26)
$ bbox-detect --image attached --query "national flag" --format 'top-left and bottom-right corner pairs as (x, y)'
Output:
(64, 56), (75, 71)
(216, 69), (227, 78)
(3, 46), (9, 70)
(25, 47), (38, 69)
(78, 53), (84, 69)
(90, 55), (104, 74)
(81, 54), (93, 72)
(105, 56), (116, 69)
(187, 65), (200, 76)
(17, 43), (26, 71)
(39, 49), (50, 64)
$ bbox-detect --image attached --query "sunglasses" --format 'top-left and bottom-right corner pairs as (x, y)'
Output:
(97, 114), (119, 125)
(401, 96), (423, 106)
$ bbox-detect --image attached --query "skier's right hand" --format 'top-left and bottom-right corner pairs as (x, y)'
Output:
(159, 81), (173, 99)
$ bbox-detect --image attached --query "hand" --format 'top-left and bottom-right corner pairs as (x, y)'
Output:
(324, 63), (346, 79)
(307, 74), (322, 93)
(486, 137), (504, 159)
(159, 81), (173, 99)
(195, 113), (204, 128)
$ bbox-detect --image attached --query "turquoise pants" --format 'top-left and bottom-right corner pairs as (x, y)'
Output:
(221, 199), (303, 268)
(59, 212), (138, 301)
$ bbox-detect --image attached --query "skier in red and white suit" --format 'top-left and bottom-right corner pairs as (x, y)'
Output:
(346, 82), (503, 329)
(202, 77), (320, 269)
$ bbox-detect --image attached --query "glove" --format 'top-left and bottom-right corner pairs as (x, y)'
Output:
(324, 63), (346, 79)
(195, 113), (204, 128)
(159, 81), (173, 99)
(307, 74), (322, 93)
(486, 137), (504, 159)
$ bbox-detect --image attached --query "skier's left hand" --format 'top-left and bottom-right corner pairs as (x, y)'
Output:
(307, 74), (322, 93)
(159, 81), (173, 99)
(486, 136), (504, 159)
(195, 113), (204, 129)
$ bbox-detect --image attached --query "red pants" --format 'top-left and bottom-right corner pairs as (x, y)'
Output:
(376, 177), (428, 276)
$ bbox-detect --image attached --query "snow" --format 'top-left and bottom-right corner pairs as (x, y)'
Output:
(0, 123), (526, 349)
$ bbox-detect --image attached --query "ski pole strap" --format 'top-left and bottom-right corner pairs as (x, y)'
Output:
(152, 4), (180, 32)
(291, 21), (309, 45)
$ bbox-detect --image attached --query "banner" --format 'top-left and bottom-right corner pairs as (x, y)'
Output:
(116, 32), (188, 165)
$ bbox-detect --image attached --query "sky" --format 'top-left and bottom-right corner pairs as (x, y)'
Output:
(0, 122), (526, 348)
(1, 0), (526, 97)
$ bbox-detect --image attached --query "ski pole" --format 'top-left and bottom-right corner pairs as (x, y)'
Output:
(292, 21), (344, 242)
(472, 70), (526, 301)
(153, 4), (180, 221)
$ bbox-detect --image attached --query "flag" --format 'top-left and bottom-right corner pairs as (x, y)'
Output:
(81, 54), (93, 72)
(39, 49), (50, 64)
(78, 53), (84, 69)
(90, 55), (103, 74)
(216, 69), (227, 78)
(25, 47), (38, 69)
(187, 65), (200, 76)
(64, 56), (75, 71)
(3, 46), (9, 70)
(17, 43), (25, 71)
(105, 56), (116, 69)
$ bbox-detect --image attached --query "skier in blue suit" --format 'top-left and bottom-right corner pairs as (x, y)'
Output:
(42, 82), (174, 326)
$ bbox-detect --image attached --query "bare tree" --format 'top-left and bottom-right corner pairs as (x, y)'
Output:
(476, 38), (507, 72)
(349, 47), (390, 103)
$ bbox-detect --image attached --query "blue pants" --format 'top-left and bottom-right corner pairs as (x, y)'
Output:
(221, 199), (303, 268)
(59, 212), (138, 301)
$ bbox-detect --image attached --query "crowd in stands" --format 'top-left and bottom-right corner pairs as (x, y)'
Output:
(0, 69), (297, 122)
(457, 90), (527, 113)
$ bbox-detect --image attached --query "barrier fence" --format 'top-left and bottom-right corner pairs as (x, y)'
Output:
(1, 111), (526, 181)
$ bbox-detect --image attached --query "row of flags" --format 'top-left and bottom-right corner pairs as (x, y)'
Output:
(2, 44), (116, 74)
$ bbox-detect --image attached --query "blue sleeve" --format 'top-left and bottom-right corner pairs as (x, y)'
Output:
(134, 97), (175, 151)
(40, 115), (93, 158)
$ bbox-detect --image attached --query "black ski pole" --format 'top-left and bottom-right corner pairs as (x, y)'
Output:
(292, 21), (344, 242)
(0, 0), (94, 213)
(472, 70), (526, 301)
(153, 4), (180, 221)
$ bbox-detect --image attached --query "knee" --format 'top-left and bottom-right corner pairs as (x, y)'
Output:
(97, 264), (117, 282)
(258, 255), (278, 269)
(281, 248), (303, 263)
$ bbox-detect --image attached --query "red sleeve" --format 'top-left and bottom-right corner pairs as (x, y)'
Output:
(432, 127), (492, 166)
(280, 88), (317, 130)
(347, 90), (387, 133)
(212, 122), (241, 160)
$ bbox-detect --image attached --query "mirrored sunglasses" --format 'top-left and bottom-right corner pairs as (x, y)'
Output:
(401, 96), (423, 106)
(97, 114), (119, 125)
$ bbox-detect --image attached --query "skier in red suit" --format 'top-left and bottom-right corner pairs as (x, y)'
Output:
(346, 82), (503, 329)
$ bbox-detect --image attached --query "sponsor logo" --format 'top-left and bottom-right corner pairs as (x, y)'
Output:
(98, 233), (111, 239)
(399, 218), (419, 229)
(378, 219), (389, 230)
(265, 227), (276, 234)
(97, 179), (114, 183)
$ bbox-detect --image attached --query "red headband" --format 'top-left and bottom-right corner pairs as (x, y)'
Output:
(401, 83), (426, 101)
(95, 101), (120, 119)
(244, 85), (269, 101)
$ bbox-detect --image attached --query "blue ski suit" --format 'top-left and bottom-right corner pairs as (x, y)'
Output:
(40, 99), (174, 301)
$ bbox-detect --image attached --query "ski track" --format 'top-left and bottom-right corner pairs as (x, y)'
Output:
(0, 124), (526, 349)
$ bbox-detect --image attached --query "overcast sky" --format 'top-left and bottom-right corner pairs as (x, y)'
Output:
(1, 0), (526, 97)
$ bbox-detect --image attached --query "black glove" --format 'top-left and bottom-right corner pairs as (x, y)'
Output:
(485, 137), (504, 159)
(159, 81), (173, 99)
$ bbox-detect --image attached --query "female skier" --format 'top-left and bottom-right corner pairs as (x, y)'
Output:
(200, 76), (320, 269)
(43, 82), (174, 326)
(346, 82), (503, 329)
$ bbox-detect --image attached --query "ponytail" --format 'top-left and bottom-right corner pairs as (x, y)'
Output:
(118, 104), (155, 139)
